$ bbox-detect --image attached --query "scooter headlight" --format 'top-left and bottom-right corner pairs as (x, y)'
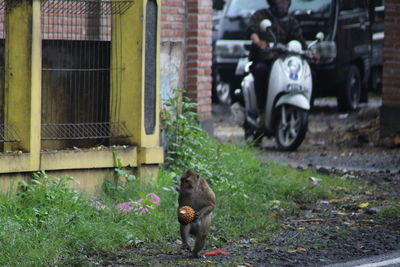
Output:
(285, 57), (302, 80)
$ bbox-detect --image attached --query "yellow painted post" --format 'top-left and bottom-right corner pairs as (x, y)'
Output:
(110, 1), (143, 147)
(110, 0), (163, 166)
(4, 0), (41, 170)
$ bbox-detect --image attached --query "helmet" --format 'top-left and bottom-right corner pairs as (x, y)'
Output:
(267, 0), (291, 6)
(268, 0), (291, 18)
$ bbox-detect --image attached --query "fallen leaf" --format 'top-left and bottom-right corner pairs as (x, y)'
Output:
(297, 247), (307, 252)
(270, 213), (280, 218)
(358, 202), (369, 208)
(250, 238), (259, 244)
(203, 260), (216, 265)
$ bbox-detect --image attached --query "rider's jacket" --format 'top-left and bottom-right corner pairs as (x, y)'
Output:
(247, 8), (306, 61)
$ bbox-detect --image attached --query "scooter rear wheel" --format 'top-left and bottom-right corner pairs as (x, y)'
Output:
(275, 105), (308, 151)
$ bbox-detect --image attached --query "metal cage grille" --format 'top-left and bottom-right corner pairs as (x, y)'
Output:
(41, 0), (132, 141)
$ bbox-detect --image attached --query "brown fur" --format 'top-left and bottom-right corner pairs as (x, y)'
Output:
(177, 170), (216, 257)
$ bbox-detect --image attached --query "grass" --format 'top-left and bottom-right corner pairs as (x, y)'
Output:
(0, 142), (365, 266)
(0, 91), (374, 265)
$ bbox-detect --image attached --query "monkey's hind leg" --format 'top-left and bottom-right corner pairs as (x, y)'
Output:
(180, 224), (191, 251)
(191, 216), (211, 258)
(191, 233), (207, 258)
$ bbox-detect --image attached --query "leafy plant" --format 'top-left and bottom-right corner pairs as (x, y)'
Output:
(160, 89), (236, 185)
(104, 152), (137, 197)
(161, 89), (205, 171)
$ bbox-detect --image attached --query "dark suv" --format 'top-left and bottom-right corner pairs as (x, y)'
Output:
(213, 0), (382, 110)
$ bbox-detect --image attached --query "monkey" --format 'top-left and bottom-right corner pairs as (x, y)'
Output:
(176, 169), (216, 258)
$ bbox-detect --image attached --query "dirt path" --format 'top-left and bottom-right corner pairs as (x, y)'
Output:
(103, 99), (400, 266)
(199, 98), (400, 267)
(212, 97), (399, 175)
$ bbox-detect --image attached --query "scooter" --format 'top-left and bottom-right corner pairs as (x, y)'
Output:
(232, 19), (322, 151)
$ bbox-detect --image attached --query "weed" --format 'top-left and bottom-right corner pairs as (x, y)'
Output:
(0, 90), (367, 265)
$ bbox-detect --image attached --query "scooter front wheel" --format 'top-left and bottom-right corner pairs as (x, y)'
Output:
(275, 105), (308, 151)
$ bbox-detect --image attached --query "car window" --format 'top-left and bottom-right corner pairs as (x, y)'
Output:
(290, 0), (331, 18)
(225, 0), (266, 18)
(340, 0), (367, 11)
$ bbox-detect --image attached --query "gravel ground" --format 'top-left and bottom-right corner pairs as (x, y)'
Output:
(202, 98), (400, 267)
(102, 98), (400, 267)
(212, 97), (399, 174)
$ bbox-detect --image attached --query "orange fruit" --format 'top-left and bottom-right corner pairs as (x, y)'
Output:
(177, 206), (196, 224)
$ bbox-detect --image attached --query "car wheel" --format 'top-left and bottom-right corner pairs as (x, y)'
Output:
(216, 82), (231, 105)
(337, 65), (362, 111)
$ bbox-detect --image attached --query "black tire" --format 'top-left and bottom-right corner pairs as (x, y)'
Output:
(275, 105), (308, 151)
(337, 65), (362, 111)
(244, 123), (263, 146)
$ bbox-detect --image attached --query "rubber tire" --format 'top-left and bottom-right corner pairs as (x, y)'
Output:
(275, 105), (308, 151)
(337, 65), (362, 111)
(244, 123), (263, 146)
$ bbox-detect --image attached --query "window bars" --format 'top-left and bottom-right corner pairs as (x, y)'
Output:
(41, 0), (132, 141)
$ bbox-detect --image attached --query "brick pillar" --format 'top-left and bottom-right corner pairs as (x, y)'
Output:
(186, 0), (213, 120)
(381, 0), (400, 138)
(161, 0), (186, 40)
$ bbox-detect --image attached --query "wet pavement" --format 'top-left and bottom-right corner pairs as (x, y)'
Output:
(211, 96), (400, 176)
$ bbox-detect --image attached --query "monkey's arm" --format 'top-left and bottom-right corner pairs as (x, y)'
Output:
(196, 190), (216, 219)
(197, 203), (215, 218)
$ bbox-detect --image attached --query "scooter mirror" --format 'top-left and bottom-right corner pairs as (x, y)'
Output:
(316, 32), (324, 41)
(260, 19), (272, 32)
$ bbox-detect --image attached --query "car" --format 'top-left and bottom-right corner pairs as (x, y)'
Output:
(213, 0), (381, 110)
(369, 0), (384, 93)
(213, 0), (264, 104)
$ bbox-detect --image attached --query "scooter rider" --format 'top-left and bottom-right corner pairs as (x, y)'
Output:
(247, 0), (307, 122)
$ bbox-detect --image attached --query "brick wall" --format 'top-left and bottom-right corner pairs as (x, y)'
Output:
(161, 0), (213, 121)
(161, 0), (186, 42)
(381, 0), (400, 137)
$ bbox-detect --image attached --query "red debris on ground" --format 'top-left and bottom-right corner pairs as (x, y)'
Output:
(204, 249), (232, 256)
(394, 136), (400, 145)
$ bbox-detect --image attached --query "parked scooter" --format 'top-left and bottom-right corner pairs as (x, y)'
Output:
(232, 19), (323, 151)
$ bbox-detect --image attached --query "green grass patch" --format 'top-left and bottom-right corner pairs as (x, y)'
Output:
(0, 90), (364, 265)
(0, 143), (361, 265)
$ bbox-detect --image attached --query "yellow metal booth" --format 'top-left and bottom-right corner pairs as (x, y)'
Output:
(0, 0), (163, 193)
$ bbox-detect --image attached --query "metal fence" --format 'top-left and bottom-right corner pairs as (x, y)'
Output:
(41, 0), (132, 141)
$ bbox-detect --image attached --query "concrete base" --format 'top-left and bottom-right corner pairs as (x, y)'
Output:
(380, 105), (400, 138)
(0, 165), (159, 195)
